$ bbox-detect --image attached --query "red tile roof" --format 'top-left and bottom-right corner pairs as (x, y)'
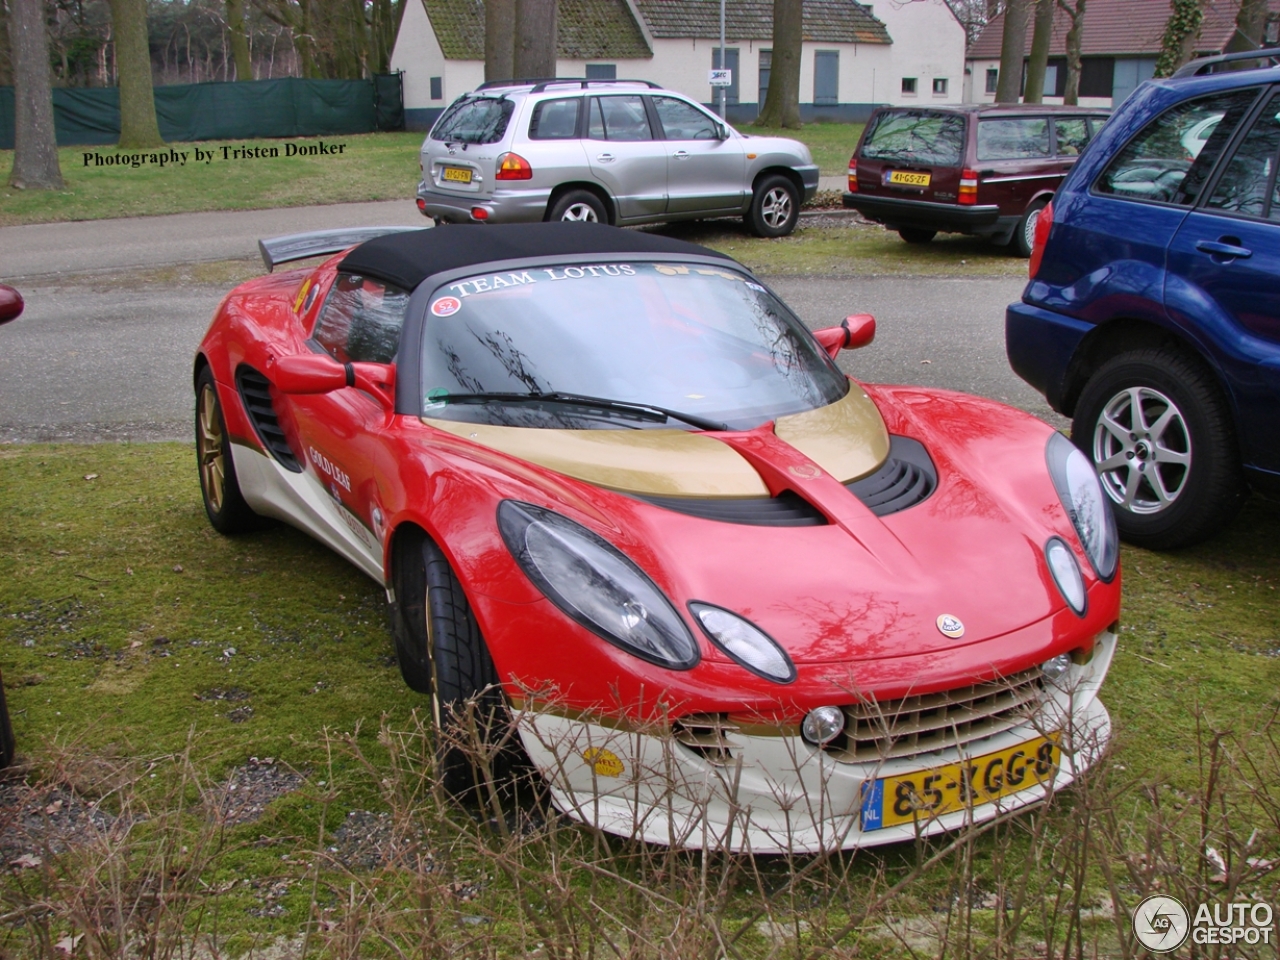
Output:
(967, 0), (1279, 59)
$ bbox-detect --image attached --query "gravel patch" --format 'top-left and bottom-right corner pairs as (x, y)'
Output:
(207, 757), (305, 826)
(0, 775), (119, 865)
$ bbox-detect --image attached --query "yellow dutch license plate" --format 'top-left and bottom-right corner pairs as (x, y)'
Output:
(442, 167), (473, 184)
(888, 170), (931, 187)
(862, 735), (1060, 830)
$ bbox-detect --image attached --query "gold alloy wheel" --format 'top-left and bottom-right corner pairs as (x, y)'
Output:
(197, 382), (227, 514)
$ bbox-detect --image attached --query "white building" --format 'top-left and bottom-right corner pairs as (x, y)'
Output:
(390, 0), (967, 129)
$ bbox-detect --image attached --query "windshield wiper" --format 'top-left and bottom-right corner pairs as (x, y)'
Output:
(433, 392), (729, 432)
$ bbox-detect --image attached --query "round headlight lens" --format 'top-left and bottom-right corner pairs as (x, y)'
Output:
(801, 706), (846, 746)
(498, 501), (698, 670)
(1046, 537), (1087, 616)
(1046, 432), (1119, 581)
(689, 602), (795, 683)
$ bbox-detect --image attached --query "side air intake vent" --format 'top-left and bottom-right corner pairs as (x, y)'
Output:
(847, 435), (936, 517)
(630, 489), (827, 527)
(236, 365), (301, 472)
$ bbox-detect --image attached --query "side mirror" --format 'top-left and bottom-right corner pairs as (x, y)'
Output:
(716, 122), (730, 141)
(268, 353), (396, 410)
(0, 285), (24, 325)
(813, 314), (876, 359)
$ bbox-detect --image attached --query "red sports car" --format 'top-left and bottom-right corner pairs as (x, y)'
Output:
(194, 223), (1120, 853)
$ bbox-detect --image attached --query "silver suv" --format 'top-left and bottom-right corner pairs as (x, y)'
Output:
(415, 79), (820, 237)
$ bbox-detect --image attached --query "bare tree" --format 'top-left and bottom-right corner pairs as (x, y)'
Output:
(107, 0), (162, 146)
(754, 0), (801, 128)
(485, 0), (515, 81)
(512, 0), (555, 79)
(8, 0), (64, 189)
(1154, 0), (1204, 77)
(1057, 0), (1085, 104)
(995, 0), (1030, 102)
(1023, 0), (1054, 102)
(1227, 0), (1267, 50)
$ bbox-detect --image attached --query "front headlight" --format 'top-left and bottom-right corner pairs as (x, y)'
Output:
(1046, 432), (1118, 581)
(689, 602), (795, 683)
(498, 501), (699, 670)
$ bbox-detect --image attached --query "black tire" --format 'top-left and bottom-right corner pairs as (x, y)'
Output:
(391, 533), (514, 796)
(0, 673), (15, 769)
(1011, 201), (1047, 258)
(898, 227), (937, 245)
(195, 366), (260, 534)
(1072, 348), (1246, 550)
(549, 189), (607, 223)
(745, 174), (800, 238)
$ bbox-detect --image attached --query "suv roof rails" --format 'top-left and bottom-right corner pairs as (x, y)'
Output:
(1172, 47), (1280, 78)
(474, 77), (662, 93)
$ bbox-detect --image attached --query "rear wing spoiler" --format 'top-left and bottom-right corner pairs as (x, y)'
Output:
(258, 226), (424, 272)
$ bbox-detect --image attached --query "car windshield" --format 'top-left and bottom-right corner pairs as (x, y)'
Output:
(431, 96), (514, 144)
(861, 111), (966, 165)
(419, 262), (848, 430)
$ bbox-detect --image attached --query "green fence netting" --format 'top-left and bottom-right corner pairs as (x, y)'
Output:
(0, 74), (404, 149)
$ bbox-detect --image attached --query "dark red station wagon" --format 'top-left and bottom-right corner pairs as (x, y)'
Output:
(843, 104), (1110, 255)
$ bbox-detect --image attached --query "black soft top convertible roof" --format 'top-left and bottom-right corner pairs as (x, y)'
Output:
(338, 222), (736, 290)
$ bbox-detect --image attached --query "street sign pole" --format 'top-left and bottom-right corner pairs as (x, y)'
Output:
(719, 0), (726, 118)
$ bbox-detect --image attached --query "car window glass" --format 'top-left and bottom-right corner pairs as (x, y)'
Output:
(1055, 117), (1090, 156)
(313, 273), (410, 365)
(1095, 89), (1259, 205)
(859, 111), (965, 165)
(529, 97), (581, 140)
(430, 96), (514, 145)
(588, 96), (653, 141)
(1205, 94), (1280, 219)
(420, 263), (847, 430)
(977, 117), (1050, 160)
(653, 96), (719, 140)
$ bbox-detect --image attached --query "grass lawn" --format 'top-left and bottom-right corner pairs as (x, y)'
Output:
(0, 123), (859, 229)
(1, 442), (1277, 956)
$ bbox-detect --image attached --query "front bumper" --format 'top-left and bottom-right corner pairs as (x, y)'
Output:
(515, 631), (1116, 853)
(416, 180), (553, 224)
(843, 193), (1012, 238)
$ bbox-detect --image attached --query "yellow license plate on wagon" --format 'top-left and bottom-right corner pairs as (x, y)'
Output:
(861, 735), (1060, 830)
(887, 170), (931, 187)
(442, 166), (473, 184)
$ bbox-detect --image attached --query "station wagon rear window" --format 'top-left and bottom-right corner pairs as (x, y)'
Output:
(431, 96), (514, 144)
(860, 112), (965, 166)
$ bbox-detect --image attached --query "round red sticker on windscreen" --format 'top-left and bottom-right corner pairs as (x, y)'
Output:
(431, 296), (462, 317)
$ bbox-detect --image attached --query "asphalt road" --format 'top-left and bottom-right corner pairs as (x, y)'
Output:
(0, 262), (1057, 443)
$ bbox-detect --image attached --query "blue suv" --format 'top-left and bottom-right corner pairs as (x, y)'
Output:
(1006, 51), (1280, 549)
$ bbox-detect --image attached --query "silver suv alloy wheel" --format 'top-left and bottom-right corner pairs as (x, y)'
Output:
(560, 202), (600, 222)
(760, 185), (793, 230)
(1092, 385), (1191, 515)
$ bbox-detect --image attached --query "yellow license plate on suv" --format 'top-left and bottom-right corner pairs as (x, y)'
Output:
(861, 735), (1059, 830)
(442, 167), (473, 184)
(888, 170), (931, 187)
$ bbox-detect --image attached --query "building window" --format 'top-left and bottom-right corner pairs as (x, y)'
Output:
(985, 68), (998, 94)
(901, 77), (917, 95)
(712, 47), (740, 105)
(759, 49), (771, 103)
(933, 77), (948, 95)
(815, 51), (839, 105)
(585, 63), (616, 80)
(430, 76), (443, 100)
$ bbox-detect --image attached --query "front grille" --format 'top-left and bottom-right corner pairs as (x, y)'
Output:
(846, 435), (937, 517)
(824, 668), (1045, 763)
(631, 489), (827, 527)
(672, 713), (741, 765)
(236, 366), (301, 472)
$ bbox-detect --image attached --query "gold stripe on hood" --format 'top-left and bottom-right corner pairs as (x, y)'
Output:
(423, 420), (771, 496)
(774, 385), (890, 483)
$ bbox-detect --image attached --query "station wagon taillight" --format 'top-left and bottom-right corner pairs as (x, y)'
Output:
(847, 157), (858, 193)
(1028, 200), (1054, 279)
(496, 152), (533, 180)
(958, 169), (979, 205)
